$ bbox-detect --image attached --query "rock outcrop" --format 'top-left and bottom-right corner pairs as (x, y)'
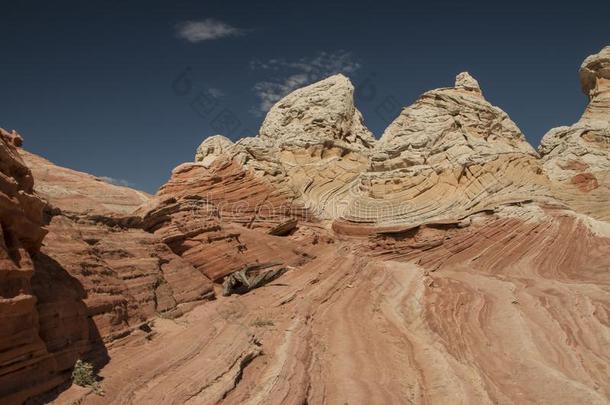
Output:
(258, 74), (375, 149)
(3, 46), (610, 405)
(0, 128), (52, 404)
(138, 158), (315, 282)
(0, 129), (46, 252)
(25, 151), (216, 334)
(1, 143), (214, 404)
(580, 46), (610, 121)
(39, 214), (215, 338)
(375, 71), (536, 167)
(540, 46), (610, 220)
(21, 150), (149, 216)
(194, 74), (375, 220)
(194, 134), (234, 167)
(102, 60), (606, 405)
(335, 72), (552, 234)
(49, 206), (610, 405)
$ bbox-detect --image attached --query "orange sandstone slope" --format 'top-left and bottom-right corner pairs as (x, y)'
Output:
(1, 46), (609, 405)
(0, 135), (215, 405)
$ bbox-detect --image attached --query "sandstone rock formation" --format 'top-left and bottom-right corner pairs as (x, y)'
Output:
(26, 154), (216, 332)
(0, 128), (51, 404)
(21, 151), (149, 215)
(137, 158), (316, 282)
(49, 206), (610, 405)
(3, 46), (610, 405)
(335, 72), (552, 234)
(1, 141), (214, 404)
(258, 74), (375, 149)
(39, 214), (215, 338)
(540, 46), (610, 220)
(194, 134), (234, 167)
(194, 74), (375, 220)
(580, 46), (610, 120)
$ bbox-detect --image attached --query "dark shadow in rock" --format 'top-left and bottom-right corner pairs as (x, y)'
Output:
(24, 253), (109, 404)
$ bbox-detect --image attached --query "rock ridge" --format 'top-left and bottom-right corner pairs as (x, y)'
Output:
(2, 45), (610, 405)
(540, 46), (610, 221)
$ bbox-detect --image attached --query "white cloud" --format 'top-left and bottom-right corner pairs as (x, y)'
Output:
(207, 87), (225, 98)
(176, 19), (242, 43)
(250, 51), (361, 114)
(99, 176), (132, 188)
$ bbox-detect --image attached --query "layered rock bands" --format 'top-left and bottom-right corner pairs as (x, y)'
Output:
(1, 46), (609, 405)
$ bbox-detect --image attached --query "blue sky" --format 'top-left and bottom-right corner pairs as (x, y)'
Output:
(1, 0), (608, 193)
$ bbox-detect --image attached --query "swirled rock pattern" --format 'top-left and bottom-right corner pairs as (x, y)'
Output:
(3, 46), (610, 405)
(195, 74), (375, 220)
(138, 158), (316, 282)
(335, 72), (552, 234)
(258, 74), (375, 149)
(1, 143), (214, 404)
(540, 46), (610, 220)
(51, 208), (610, 405)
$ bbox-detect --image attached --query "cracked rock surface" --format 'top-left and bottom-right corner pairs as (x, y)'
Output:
(2, 46), (610, 405)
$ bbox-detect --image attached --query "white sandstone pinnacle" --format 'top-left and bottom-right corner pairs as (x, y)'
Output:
(455, 71), (482, 94)
(195, 135), (234, 167)
(540, 46), (610, 197)
(579, 46), (610, 99)
(374, 72), (537, 172)
(258, 74), (375, 150)
(192, 45), (610, 226)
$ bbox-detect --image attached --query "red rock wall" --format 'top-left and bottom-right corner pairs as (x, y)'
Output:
(0, 129), (56, 404)
(1, 139), (218, 404)
(39, 214), (214, 341)
(153, 159), (312, 230)
(140, 158), (316, 282)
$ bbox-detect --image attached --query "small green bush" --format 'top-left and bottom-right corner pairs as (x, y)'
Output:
(72, 359), (104, 395)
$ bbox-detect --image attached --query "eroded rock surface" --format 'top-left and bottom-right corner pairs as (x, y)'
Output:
(0, 128), (52, 404)
(194, 134), (234, 167)
(335, 72), (552, 234)
(258, 74), (375, 149)
(138, 158), (315, 282)
(1, 138), (214, 404)
(21, 151), (149, 216)
(50, 208), (610, 405)
(540, 46), (610, 220)
(195, 74), (375, 220)
(24, 153), (215, 338)
(3, 46), (610, 405)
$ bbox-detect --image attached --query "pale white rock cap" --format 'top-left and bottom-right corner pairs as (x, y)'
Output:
(455, 71), (482, 95)
(194, 134), (234, 167)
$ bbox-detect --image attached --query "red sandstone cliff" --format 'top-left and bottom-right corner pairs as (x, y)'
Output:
(1, 46), (609, 405)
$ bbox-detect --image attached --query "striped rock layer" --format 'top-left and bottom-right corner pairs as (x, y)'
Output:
(540, 46), (610, 221)
(2, 46), (609, 404)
